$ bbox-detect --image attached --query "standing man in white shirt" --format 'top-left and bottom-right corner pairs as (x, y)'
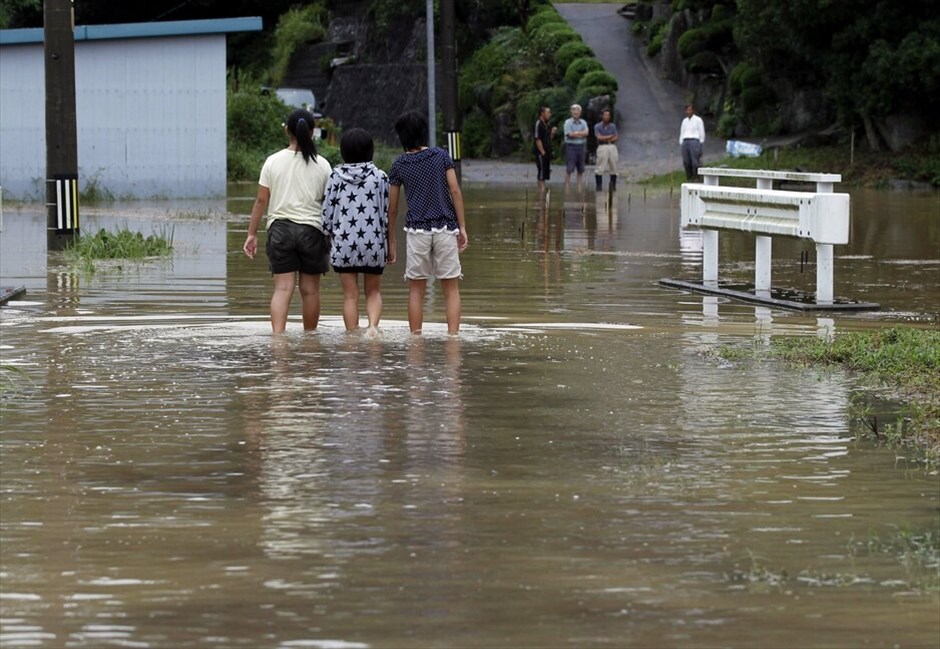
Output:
(679, 104), (706, 180)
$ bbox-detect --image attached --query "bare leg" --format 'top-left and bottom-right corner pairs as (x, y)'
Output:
(297, 273), (321, 331)
(270, 272), (296, 333)
(408, 279), (427, 334)
(364, 273), (383, 332)
(441, 277), (461, 335)
(339, 272), (360, 331)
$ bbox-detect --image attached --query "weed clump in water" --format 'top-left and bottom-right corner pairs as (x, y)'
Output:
(65, 226), (174, 273)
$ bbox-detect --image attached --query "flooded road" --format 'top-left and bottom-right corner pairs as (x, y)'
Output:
(1, 183), (938, 648)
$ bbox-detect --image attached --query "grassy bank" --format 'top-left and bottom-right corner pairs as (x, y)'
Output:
(724, 327), (940, 458)
(640, 142), (940, 189)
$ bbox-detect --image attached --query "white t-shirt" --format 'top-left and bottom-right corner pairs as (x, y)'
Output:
(259, 148), (332, 231)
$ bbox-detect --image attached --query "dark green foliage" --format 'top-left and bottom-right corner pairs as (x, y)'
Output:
(734, 0), (939, 132)
(0, 0), (40, 29)
(270, 3), (327, 85)
(728, 62), (761, 95)
(530, 21), (580, 58)
(676, 20), (733, 59)
(227, 76), (292, 181)
(462, 109), (496, 158)
(564, 57), (604, 87)
(526, 7), (566, 32)
(684, 51), (722, 74)
(578, 70), (618, 93)
(740, 85), (775, 112)
(554, 41), (595, 74)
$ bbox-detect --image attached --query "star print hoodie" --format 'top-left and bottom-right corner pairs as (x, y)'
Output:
(322, 162), (390, 269)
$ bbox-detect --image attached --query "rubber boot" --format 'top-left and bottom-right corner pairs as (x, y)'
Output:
(609, 174), (617, 192)
(595, 175), (603, 192)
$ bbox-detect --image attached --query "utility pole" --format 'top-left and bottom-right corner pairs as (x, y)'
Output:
(425, 0), (437, 148)
(440, 0), (461, 182)
(44, 0), (80, 250)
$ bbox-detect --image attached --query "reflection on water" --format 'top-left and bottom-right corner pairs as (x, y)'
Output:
(1, 184), (938, 648)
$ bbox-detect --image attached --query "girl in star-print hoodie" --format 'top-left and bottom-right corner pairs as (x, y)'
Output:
(322, 128), (393, 335)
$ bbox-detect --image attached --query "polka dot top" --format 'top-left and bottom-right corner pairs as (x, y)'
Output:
(388, 147), (458, 233)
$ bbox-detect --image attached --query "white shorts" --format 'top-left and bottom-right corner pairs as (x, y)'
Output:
(405, 231), (462, 280)
(595, 143), (619, 175)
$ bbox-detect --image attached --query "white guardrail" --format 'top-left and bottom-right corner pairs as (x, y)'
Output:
(681, 168), (850, 304)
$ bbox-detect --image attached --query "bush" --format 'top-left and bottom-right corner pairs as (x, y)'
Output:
(458, 28), (521, 111)
(575, 86), (616, 110)
(677, 27), (708, 59)
(554, 41), (594, 73)
(462, 109), (494, 158)
(729, 63), (762, 95)
(578, 70), (618, 93)
(740, 85), (776, 112)
(684, 51), (722, 74)
(564, 57), (604, 87)
(530, 21), (580, 58)
(716, 110), (737, 138)
(526, 7), (566, 32)
(270, 3), (327, 85)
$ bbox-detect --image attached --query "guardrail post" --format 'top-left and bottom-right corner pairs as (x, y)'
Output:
(702, 174), (719, 284)
(815, 178), (834, 303)
(816, 244), (834, 304)
(755, 235), (772, 294)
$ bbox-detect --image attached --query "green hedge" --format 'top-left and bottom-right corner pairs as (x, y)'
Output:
(554, 41), (595, 73)
(578, 70), (618, 92)
(530, 21), (580, 57)
(564, 57), (604, 87)
(526, 7), (566, 32)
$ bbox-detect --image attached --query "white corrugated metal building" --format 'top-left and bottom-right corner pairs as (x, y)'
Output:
(0, 17), (261, 199)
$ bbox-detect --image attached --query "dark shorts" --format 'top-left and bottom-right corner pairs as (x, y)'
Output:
(565, 144), (586, 174)
(332, 266), (384, 275)
(535, 152), (551, 181)
(265, 219), (330, 275)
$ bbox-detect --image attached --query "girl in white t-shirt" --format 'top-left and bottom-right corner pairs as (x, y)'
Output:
(243, 109), (332, 333)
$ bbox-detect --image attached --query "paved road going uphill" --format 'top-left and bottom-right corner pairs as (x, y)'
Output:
(554, 3), (725, 180)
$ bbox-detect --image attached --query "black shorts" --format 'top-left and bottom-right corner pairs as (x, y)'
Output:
(265, 219), (330, 275)
(535, 152), (551, 181)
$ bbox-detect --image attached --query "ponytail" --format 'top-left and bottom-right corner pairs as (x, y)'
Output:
(286, 109), (319, 164)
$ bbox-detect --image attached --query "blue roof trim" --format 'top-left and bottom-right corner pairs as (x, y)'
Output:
(0, 17), (262, 45)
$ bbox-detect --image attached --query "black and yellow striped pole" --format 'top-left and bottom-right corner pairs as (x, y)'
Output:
(44, 0), (80, 250)
(441, 0), (461, 183)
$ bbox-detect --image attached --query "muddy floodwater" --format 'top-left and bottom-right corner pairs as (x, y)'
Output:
(1, 183), (938, 648)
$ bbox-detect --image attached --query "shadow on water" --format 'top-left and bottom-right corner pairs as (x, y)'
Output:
(0, 183), (938, 647)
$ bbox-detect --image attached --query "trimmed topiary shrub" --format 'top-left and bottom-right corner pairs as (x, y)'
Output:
(684, 51), (722, 74)
(526, 7), (566, 32)
(530, 21), (580, 57)
(564, 57), (604, 87)
(554, 41), (594, 73)
(677, 27), (708, 59)
(578, 70), (619, 93)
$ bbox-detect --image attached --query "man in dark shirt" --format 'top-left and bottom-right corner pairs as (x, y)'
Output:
(533, 106), (557, 191)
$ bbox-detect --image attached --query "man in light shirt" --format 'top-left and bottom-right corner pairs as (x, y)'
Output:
(679, 104), (706, 180)
(563, 104), (589, 191)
